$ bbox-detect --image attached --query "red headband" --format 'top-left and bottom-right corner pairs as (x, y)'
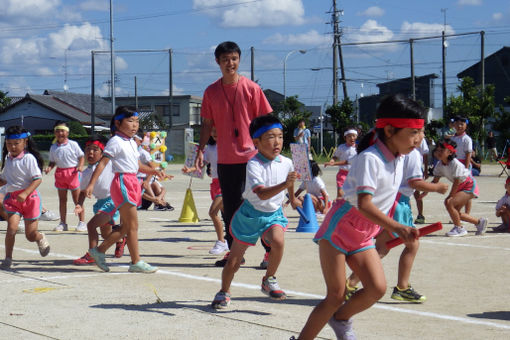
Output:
(375, 118), (424, 129)
(442, 142), (456, 153)
(506, 177), (510, 186)
(85, 140), (105, 151)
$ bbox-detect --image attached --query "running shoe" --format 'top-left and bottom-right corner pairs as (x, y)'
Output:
(128, 260), (158, 273)
(446, 226), (467, 237)
(328, 317), (356, 340)
(115, 237), (127, 258)
(40, 210), (59, 221)
(75, 221), (87, 232)
(391, 285), (426, 303)
(89, 247), (109, 272)
(261, 276), (287, 300)
(259, 251), (269, 269)
(345, 281), (359, 301)
(54, 222), (68, 232)
(73, 252), (95, 265)
(209, 240), (228, 255)
(1, 257), (12, 269)
(414, 215), (425, 224)
(211, 291), (231, 309)
(153, 204), (167, 211)
(475, 217), (488, 235)
(37, 233), (50, 257)
(214, 251), (245, 267)
(492, 223), (509, 232)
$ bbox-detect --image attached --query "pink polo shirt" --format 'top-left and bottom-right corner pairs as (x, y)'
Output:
(201, 76), (272, 164)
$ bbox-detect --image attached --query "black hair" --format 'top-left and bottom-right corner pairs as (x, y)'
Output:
(2, 126), (44, 171)
(214, 41), (241, 60)
(310, 160), (321, 177)
(54, 120), (68, 128)
(110, 106), (138, 134)
(453, 116), (468, 123)
(207, 135), (216, 146)
(249, 114), (282, 138)
(136, 129), (145, 140)
(357, 94), (426, 153)
(435, 139), (457, 161)
(86, 133), (109, 147)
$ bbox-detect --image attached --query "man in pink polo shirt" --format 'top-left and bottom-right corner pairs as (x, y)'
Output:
(196, 41), (273, 267)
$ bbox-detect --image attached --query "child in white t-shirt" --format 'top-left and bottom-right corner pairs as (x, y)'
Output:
(493, 177), (510, 232)
(325, 128), (358, 198)
(294, 160), (330, 215)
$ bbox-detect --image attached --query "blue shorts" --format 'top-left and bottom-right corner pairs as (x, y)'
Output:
(230, 200), (288, 246)
(388, 194), (415, 238)
(93, 197), (120, 225)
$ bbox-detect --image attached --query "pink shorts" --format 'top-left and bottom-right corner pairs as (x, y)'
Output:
(314, 199), (379, 255)
(55, 167), (81, 191)
(457, 176), (479, 198)
(210, 178), (222, 200)
(336, 169), (349, 188)
(3, 189), (42, 220)
(111, 173), (141, 208)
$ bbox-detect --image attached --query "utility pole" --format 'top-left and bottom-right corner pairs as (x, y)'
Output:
(410, 39), (415, 100)
(441, 8), (447, 116)
(331, 0), (339, 105)
(168, 48), (173, 129)
(250, 47), (255, 81)
(134, 76), (138, 110)
(109, 0), (116, 115)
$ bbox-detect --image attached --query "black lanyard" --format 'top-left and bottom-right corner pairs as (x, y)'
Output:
(221, 76), (240, 137)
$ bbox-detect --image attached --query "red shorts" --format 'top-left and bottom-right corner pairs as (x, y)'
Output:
(457, 176), (479, 198)
(336, 169), (349, 188)
(210, 178), (222, 200)
(314, 199), (378, 255)
(111, 173), (142, 208)
(3, 189), (42, 220)
(55, 167), (81, 190)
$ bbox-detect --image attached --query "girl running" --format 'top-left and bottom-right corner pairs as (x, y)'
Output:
(325, 128), (358, 199)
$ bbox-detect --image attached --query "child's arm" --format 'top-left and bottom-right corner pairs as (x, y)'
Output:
(84, 156), (109, 198)
(287, 174), (301, 209)
(410, 179), (448, 194)
(74, 191), (87, 215)
(182, 165), (198, 173)
(320, 188), (330, 214)
(358, 193), (418, 243)
(445, 178), (461, 202)
(254, 171), (299, 201)
(138, 160), (166, 179)
(16, 178), (42, 203)
(44, 161), (56, 174)
(77, 155), (85, 172)
(464, 151), (472, 170)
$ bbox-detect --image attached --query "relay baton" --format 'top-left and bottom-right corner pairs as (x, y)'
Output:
(386, 222), (443, 249)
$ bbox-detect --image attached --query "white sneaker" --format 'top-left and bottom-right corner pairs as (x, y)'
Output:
(75, 221), (87, 232)
(475, 217), (488, 236)
(209, 240), (229, 255)
(40, 210), (59, 221)
(53, 222), (68, 232)
(37, 233), (50, 257)
(446, 226), (468, 237)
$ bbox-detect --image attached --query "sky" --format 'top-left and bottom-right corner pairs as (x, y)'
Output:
(0, 0), (509, 110)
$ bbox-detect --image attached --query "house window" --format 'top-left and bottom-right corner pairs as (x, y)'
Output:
(172, 104), (180, 117)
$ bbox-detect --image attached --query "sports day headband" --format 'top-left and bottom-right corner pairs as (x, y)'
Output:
(344, 129), (358, 136)
(252, 123), (283, 139)
(54, 125), (70, 132)
(375, 118), (424, 129)
(115, 112), (139, 121)
(6, 132), (30, 140)
(85, 140), (105, 151)
(442, 142), (456, 153)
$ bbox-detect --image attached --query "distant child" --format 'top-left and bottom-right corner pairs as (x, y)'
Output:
(325, 128), (358, 198)
(451, 116), (473, 214)
(44, 121), (85, 232)
(73, 135), (121, 265)
(413, 138), (429, 224)
(297, 94), (424, 340)
(432, 139), (487, 237)
(211, 114), (300, 309)
(345, 145), (449, 304)
(182, 127), (228, 255)
(293, 160), (330, 215)
(0, 126), (50, 269)
(492, 177), (510, 232)
(85, 106), (165, 273)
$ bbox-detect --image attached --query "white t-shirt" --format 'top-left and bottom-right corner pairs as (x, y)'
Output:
(0, 152), (42, 192)
(433, 158), (471, 183)
(104, 134), (140, 174)
(49, 140), (84, 168)
(451, 133), (473, 161)
(399, 148), (423, 198)
(496, 193), (510, 211)
(418, 138), (429, 155)
(333, 143), (357, 171)
(203, 144), (218, 179)
(137, 147), (152, 179)
(80, 161), (114, 200)
(293, 128), (311, 145)
(299, 176), (327, 198)
(343, 139), (404, 215)
(243, 153), (294, 212)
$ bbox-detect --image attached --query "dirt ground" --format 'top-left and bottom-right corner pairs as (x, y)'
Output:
(1, 162), (509, 339)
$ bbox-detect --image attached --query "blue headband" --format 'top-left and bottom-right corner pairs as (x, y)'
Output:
(115, 111), (139, 121)
(252, 123), (283, 139)
(6, 132), (30, 140)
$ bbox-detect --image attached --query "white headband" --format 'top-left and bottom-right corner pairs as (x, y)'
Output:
(344, 129), (358, 136)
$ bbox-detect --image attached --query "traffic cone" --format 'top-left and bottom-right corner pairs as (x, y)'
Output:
(179, 188), (200, 223)
(296, 194), (319, 233)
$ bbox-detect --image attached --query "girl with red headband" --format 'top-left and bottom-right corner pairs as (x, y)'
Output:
(325, 127), (358, 199)
(73, 134), (121, 265)
(432, 139), (487, 237)
(296, 94), (424, 340)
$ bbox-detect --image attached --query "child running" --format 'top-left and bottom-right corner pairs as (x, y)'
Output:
(182, 127), (228, 255)
(85, 106), (165, 273)
(432, 139), (488, 237)
(44, 121), (85, 232)
(296, 94), (424, 340)
(493, 177), (510, 232)
(293, 160), (330, 215)
(345, 143), (449, 304)
(325, 128), (358, 199)
(0, 126), (50, 269)
(211, 114), (300, 309)
(73, 135), (121, 265)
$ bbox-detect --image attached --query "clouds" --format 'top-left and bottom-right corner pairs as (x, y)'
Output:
(193, 0), (305, 27)
(457, 0), (482, 5)
(358, 6), (385, 18)
(0, 0), (61, 24)
(400, 21), (455, 37)
(264, 30), (330, 47)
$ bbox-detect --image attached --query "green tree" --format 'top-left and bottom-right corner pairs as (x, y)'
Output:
(0, 90), (12, 111)
(268, 96), (311, 149)
(492, 96), (510, 150)
(139, 112), (169, 132)
(325, 97), (357, 135)
(68, 120), (87, 135)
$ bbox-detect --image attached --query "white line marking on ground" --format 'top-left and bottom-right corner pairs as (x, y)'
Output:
(421, 239), (510, 251)
(3, 246), (510, 331)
